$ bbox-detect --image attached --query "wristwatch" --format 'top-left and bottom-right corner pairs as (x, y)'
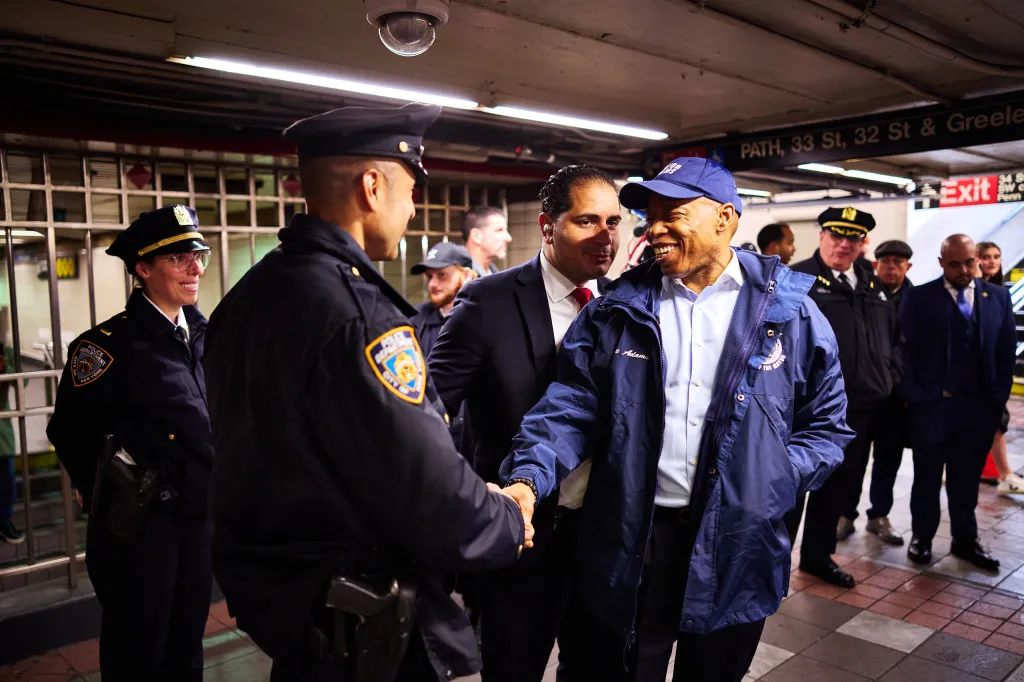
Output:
(505, 477), (539, 502)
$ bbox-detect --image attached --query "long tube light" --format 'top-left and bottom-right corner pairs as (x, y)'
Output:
(737, 188), (772, 197)
(484, 106), (668, 141)
(167, 56), (480, 109)
(798, 163), (914, 188)
(168, 56), (669, 140)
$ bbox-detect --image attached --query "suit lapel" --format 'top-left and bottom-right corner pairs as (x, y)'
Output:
(514, 255), (556, 383)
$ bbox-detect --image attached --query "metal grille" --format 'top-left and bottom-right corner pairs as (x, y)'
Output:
(0, 146), (508, 587)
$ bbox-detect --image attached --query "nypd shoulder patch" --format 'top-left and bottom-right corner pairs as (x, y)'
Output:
(364, 326), (426, 405)
(71, 339), (113, 387)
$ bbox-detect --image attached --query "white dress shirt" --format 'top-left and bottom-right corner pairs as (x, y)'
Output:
(143, 292), (189, 341)
(539, 250), (601, 509)
(656, 252), (744, 508)
(831, 266), (858, 290)
(944, 278), (976, 312)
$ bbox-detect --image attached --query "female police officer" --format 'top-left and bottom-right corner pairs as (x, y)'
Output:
(47, 205), (214, 681)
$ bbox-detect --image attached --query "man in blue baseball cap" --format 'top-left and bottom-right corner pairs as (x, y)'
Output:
(500, 157), (853, 681)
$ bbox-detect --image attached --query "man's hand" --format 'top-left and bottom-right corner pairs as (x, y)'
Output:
(487, 482), (537, 548)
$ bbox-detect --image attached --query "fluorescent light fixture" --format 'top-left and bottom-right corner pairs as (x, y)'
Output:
(6, 230), (43, 238)
(485, 106), (669, 141)
(798, 163), (913, 187)
(167, 56), (479, 109)
(737, 188), (772, 197)
(169, 56), (670, 140)
(626, 176), (644, 182)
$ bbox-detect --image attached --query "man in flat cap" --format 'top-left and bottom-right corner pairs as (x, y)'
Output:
(785, 207), (901, 587)
(203, 103), (530, 682)
(499, 157), (852, 681)
(47, 205), (214, 680)
(838, 240), (915, 546)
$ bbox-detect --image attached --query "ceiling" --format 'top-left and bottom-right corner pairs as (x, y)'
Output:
(2, 0), (1024, 192)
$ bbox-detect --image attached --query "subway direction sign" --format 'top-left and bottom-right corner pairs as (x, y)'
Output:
(654, 92), (1024, 172)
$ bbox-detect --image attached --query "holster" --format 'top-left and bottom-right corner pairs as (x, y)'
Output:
(101, 454), (172, 542)
(324, 575), (419, 682)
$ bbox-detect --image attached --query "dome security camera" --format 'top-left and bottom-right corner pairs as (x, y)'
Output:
(365, 0), (451, 57)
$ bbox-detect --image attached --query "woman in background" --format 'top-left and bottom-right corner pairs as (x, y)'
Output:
(977, 242), (1023, 495)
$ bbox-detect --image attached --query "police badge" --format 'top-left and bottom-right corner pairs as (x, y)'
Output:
(71, 340), (113, 387)
(365, 326), (426, 405)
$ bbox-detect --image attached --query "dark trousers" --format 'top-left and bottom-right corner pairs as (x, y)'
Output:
(569, 507), (764, 682)
(86, 504), (213, 682)
(785, 408), (875, 565)
(910, 394), (1000, 542)
(0, 453), (13, 521)
(845, 395), (906, 521)
(479, 497), (579, 682)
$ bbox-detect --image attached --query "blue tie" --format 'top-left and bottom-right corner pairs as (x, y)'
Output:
(956, 287), (972, 321)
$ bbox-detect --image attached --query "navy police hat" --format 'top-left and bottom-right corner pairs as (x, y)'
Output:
(410, 242), (473, 275)
(106, 205), (209, 269)
(874, 239), (912, 260)
(620, 157), (743, 214)
(284, 102), (441, 186)
(817, 206), (876, 239)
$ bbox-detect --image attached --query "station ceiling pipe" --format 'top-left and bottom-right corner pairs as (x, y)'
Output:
(806, 0), (1024, 78)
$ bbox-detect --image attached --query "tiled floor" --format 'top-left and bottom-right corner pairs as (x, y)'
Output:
(5, 401), (1024, 681)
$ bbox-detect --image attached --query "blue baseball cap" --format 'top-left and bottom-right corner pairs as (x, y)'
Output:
(620, 157), (743, 214)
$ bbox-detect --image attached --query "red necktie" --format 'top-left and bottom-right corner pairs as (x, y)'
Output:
(570, 287), (593, 311)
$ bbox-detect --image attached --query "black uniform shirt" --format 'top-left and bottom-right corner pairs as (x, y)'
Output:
(203, 213), (524, 677)
(47, 289), (212, 516)
(792, 250), (901, 411)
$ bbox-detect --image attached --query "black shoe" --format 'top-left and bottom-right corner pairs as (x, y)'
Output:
(0, 519), (24, 544)
(951, 539), (1000, 571)
(799, 559), (855, 588)
(907, 536), (932, 565)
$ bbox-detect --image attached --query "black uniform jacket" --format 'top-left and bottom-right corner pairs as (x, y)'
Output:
(203, 213), (525, 679)
(46, 289), (212, 516)
(792, 250), (901, 412)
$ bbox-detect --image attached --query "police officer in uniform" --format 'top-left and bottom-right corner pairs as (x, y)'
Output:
(47, 206), (214, 680)
(203, 103), (529, 682)
(784, 207), (900, 587)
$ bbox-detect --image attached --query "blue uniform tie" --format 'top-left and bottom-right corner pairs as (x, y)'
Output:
(956, 286), (972, 321)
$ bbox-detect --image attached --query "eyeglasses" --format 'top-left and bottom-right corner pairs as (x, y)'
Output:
(826, 231), (865, 244)
(160, 251), (211, 271)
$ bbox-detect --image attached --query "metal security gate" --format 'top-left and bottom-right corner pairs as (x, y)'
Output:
(0, 145), (508, 589)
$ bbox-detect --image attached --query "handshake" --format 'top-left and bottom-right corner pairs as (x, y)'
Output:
(487, 482), (538, 549)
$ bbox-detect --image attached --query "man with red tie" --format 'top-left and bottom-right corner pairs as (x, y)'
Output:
(428, 164), (621, 681)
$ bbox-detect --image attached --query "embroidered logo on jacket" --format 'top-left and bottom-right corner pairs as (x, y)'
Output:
(71, 340), (113, 387)
(759, 339), (786, 371)
(615, 348), (649, 360)
(365, 326), (426, 405)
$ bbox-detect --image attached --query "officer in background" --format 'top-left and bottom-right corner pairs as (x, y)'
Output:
(410, 242), (475, 354)
(844, 240), (914, 545)
(47, 206), (214, 680)
(203, 104), (529, 682)
(785, 207), (900, 587)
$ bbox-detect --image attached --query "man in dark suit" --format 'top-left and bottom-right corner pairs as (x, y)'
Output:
(901, 234), (1016, 570)
(429, 165), (621, 681)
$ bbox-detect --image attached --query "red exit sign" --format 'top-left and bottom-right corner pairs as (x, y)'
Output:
(940, 175), (998, 207)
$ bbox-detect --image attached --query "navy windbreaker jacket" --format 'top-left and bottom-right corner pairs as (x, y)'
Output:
(502, 249), (853, 640)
